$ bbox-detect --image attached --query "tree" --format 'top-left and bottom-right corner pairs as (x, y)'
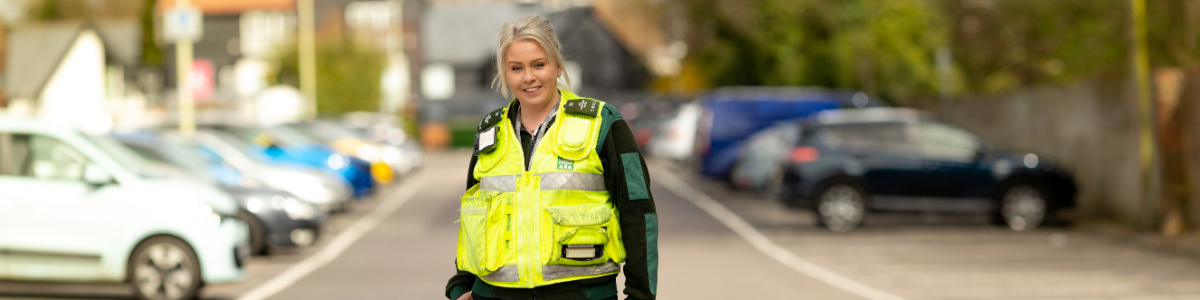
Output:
(267, 39), (387, 114)
(681, 0), (947, 106)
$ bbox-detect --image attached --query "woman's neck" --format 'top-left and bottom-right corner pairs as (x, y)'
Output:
(519, 90), (560, 134)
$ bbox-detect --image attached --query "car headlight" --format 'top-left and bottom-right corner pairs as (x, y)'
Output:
(246, 197), (264, 213)
(327, 154), (346, 169)
(199, 204), (223, 227)
(381, 146), (401, 165)
(357, 144), (380, 162)
(274, 196), (316, 220)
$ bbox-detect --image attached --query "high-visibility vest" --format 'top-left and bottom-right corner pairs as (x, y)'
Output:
(457, 89), (625, 288)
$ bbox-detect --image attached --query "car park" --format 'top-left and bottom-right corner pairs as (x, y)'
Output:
(282, 120), (407, 181)
(692, 87), (891, 179)
(114, 133), (325, 255)
(187, 129), (357, 214)
(748, 108), (1077, 232)
(200, 125), (376, 199)
(0, 118), (248, 300)
(335, 112), (424, 176)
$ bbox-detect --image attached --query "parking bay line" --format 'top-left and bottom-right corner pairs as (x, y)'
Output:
(653, 167), (907, 300)
(237, 175), (429, 300)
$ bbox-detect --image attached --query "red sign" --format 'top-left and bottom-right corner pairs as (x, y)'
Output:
(191, 59), (214, 100)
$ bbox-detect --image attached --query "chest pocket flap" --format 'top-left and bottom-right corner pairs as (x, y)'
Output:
(553, 99), (603, 161)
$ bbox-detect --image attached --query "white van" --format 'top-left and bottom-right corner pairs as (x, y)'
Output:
(0, 118), (248, 300)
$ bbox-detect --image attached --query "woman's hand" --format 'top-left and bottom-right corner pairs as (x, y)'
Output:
(456, 291), (473, 300)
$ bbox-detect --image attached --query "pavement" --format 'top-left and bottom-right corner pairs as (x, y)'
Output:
(6, 150), (1200, 299)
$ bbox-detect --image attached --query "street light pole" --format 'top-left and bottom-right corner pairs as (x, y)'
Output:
(299, 0), (318, 119)
(176, 0), (194, 137)
(1131, 0), (1157, 230)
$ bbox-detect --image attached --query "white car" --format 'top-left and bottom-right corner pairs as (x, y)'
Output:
(650, 101), (702, 163)
(0, 118), (248, 300)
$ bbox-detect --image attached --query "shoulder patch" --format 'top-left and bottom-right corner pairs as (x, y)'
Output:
(478, 108), (506, 132)
(564, 98), (602, 117)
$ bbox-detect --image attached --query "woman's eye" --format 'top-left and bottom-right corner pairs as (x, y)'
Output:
(535, 63), (545, 68)
(511, 66), (521, 72)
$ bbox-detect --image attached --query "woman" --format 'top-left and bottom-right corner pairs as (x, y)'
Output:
(446, 15), (659, 300)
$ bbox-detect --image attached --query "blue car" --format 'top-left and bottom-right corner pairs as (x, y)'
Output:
(202, 125), (376, 198)
(749, 108), (1076, 232)
(695, 87), (888, 179)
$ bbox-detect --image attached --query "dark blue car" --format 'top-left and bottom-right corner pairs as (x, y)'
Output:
(739, 108), (1076, 232)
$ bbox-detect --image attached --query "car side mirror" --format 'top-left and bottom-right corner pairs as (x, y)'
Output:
(83, 164), (114, 187)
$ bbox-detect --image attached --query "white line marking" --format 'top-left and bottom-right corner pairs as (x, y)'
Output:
(653, 167), (907, 300)
(237, 176), (429, 300)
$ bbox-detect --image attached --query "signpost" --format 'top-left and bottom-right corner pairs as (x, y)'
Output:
(163, 0), (203, 137)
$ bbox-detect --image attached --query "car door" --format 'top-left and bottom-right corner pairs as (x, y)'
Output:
(913, 122), (995, 212)
(823, 123), (934, 210)
(0, 133), (127, 279)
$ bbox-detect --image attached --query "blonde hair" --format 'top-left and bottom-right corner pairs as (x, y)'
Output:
(492, 15), (570, 99)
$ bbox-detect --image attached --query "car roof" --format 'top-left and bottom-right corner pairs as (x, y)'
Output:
(811, 107), (931, 126)
(0, 117), (80, 136)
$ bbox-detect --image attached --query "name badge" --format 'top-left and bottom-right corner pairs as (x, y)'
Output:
(474, 125), (498, 156)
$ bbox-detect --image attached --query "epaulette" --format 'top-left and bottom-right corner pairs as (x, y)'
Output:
(563, 98), (602, 117)
(478, 108), (505, 132)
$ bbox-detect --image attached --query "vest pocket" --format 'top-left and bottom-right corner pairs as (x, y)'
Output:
(457, 195), (492, 275)
(545, 203), (616, 266)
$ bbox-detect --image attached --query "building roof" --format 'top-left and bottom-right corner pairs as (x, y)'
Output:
(5, 20), (140, 100)
(421, 3), (544, 65)
(5, 21), (86, 100)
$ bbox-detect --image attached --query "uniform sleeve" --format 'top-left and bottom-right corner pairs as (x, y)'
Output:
(599, 106), (658, 300)
(446, 155), (480, 300)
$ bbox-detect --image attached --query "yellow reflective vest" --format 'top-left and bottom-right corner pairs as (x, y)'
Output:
(457, 90), (625, 288)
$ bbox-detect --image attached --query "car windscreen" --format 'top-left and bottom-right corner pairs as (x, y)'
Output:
(82, 134), (149, 178)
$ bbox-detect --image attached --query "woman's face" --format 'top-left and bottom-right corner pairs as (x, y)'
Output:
(505, 39), (560, 108)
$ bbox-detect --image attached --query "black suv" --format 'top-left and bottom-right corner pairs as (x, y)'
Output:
(734, 108), (1077, 232)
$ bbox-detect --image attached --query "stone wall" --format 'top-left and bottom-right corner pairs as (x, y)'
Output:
(943, 78), (1148, 225)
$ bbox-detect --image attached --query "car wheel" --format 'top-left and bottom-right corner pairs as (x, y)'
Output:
(1000, 183), (1047, 231)
(765, 167), (789, 204)
(128, 236), (202, 300)
(815, 183), (867, 232)
(245, 213), (268, 255)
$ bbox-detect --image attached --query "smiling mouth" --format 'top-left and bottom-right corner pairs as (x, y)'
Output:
(523, 87), (541, 93)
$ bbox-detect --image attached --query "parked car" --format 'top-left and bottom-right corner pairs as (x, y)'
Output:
(201, 125), (376, 198)
(282, 120), (405, 181)
(114, 133), (324, 254)
(0, 118), (248, 300)
(336, 112), (424, 176)
(649, 101), (702, 163)
(188, 129), (358, 213)
(757, 108), (1076, 232)
(694, 87), (890, 179)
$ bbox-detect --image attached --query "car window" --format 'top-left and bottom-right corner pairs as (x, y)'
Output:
(82, 134), (148, 178)
(10, 134), (90, 181)
(914, 122), (979, 161)
(821, 123), (915, 154)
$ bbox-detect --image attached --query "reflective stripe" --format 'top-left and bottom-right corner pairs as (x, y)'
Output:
(538, 172), (606, 191)
(480, 175), (518, 192)
(482, 265), (520, 282)
(542, 262), (620, 281)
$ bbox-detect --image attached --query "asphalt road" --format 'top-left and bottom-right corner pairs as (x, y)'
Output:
(6, 150), (1200, 299)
